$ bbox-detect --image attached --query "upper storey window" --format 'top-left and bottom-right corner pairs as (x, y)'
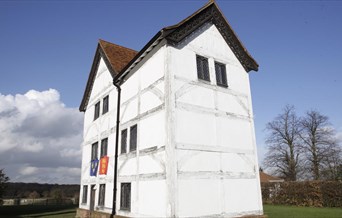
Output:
(100, 138), (108, 157)
(215, 62), (228, 87)
(129, 124), (137, 152)
(91, 142), (98, 161)
(103, 95), (109, 114)
(196, 55), (210, 82)
(94, 102), (100, 120)
(121, 129), (127, 154)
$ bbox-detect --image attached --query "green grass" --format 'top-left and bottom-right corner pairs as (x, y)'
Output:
(264, 205), (342, 218)
(0, 205), (76, 218)
(1, 205), (342, 218)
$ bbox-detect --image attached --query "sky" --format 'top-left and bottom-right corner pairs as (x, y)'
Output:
(1, 0), (341, 184)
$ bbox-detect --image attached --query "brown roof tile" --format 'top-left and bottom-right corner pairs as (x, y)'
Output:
(259, 172), (284, 183)
(99, 39), (138, 74)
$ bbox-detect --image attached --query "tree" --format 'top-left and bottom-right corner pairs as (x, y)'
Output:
(300, 110), (341, 180)
(263, 105), (302, 181)
(50, 188), (65, 203)
(28, 191), (40, 199)
(0, 169), (10, 198)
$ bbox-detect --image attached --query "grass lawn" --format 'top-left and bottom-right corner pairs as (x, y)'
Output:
(1, 205), (342, 218)
(0, 205), (76, 218)
(264, 204), (342, 218)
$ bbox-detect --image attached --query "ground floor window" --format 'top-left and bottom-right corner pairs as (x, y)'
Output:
(120, 183), (131, 211)
(82, 185), (88, 204)
(98, 184), (105, 207)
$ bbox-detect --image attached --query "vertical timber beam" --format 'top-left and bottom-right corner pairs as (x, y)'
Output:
(246, 78), (263, 213)
(165, 45), (177, 217)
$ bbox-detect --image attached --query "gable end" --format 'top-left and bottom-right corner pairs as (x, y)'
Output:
(165, 2), (258, 72)
(79, 41), (137, 112)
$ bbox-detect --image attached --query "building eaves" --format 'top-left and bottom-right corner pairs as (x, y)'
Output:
(79, 40), (138, 112)
(115, 0), (258, 85)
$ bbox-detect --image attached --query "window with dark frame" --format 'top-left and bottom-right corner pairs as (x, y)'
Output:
(98, 184), (105, 207)
(215, 62), (228, 87)
(196, 55), (210, 82)
(94, 102), (100, 120)
(121, 129), (127, 154)
(91, 142), (98, 161)
(100, 138), (108, 158)
(82, 185), (88, 204)
(129, 124), (137, 152)
(103, 95), (109, 114)
(120, 183), (131, 211)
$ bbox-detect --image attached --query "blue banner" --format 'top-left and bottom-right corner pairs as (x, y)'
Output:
(90, 159), (99, 176)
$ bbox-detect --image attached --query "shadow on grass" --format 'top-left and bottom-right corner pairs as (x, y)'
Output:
(23, 210), (75, 218)
(0, 205), (76, 217)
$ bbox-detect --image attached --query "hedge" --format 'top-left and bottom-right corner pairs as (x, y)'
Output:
(261, 181), (342, 207)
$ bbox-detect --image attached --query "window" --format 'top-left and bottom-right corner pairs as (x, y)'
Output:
(100, 138), (108, 158)
(129, 124), (137, 152)
(120, 183), (131, 211)
(121, 129), (127, 154)
(215, 62), (228, 87)
(98, 184), (105, 207)
(82, 185), (88, 204)
(91, 142), (98, 161)
(103, 96), (109, 114)
(94, 102), (100, 120)
(196, 55), (210, 82)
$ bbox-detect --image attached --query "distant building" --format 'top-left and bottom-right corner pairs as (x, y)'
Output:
(259, 172), (284, 183)
(77, 1), (264, 217)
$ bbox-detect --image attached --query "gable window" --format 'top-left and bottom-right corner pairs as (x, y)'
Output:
(121, 129), (127, 154)
(82, 185), (88, 204)
(103, 95), (109, 114)
(98, 184), (105, 207)
(91, 142), (98, 161)
(215, 62), (228, 87)
(129, 124), (137, 152)
(100, 138), (108, 157)
(196, 55), (210, 82)
(94, 102), (100, 120)
(120, 183), (131, 211)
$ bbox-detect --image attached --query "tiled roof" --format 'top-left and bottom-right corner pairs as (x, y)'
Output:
(80, 0), (259, 111)
(79, 40), (138, 111)
(99, 39), (138, 74)
(259, 172), (284, 183)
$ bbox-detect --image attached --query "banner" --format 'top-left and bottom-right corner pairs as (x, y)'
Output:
(90, 159), (99, 176)
(99, 156), (109, 175)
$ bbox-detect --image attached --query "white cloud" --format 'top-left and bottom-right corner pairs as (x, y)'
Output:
(0, 89), (83, 184)
(19, 166), (38, 176)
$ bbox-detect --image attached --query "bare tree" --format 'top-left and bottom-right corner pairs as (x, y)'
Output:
(300, 110), (341, 180)
(0, 169), (9, 198)
(263, 105), (302, 181)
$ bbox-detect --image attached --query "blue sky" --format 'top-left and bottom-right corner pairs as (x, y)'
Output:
(1, 0), (341, 184)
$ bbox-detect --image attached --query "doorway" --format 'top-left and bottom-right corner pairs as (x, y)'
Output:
(90, 185), (95, 211)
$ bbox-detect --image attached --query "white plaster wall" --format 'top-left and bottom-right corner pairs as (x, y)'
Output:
(224, 179), (261, 214)
(175, 110), (216, 146)
(138, 180), (167, 217)
(139, 111), (165, 150)
(79, 56), (117, 213)
(168, 22), (263, 217)
(116, 45), (168, 217)
(178, 179), (221, 217)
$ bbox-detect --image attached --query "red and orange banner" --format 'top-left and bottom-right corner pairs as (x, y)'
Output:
(99, 156), (109, 175)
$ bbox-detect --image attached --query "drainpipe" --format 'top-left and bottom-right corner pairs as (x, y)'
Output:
(111, 81), (121, 218)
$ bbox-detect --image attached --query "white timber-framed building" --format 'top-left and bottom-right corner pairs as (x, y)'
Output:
(77, 1), (265, 217)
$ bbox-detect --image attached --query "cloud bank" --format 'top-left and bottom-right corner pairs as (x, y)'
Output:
(0, 89), (83, 184)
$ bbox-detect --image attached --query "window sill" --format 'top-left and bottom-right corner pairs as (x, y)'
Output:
(198, 78), (211, 84)
(217, 84), (228, 88)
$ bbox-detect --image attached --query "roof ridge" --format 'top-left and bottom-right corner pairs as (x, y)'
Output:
(163, 0), (214, 31)
(98, 39), (138, 53)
